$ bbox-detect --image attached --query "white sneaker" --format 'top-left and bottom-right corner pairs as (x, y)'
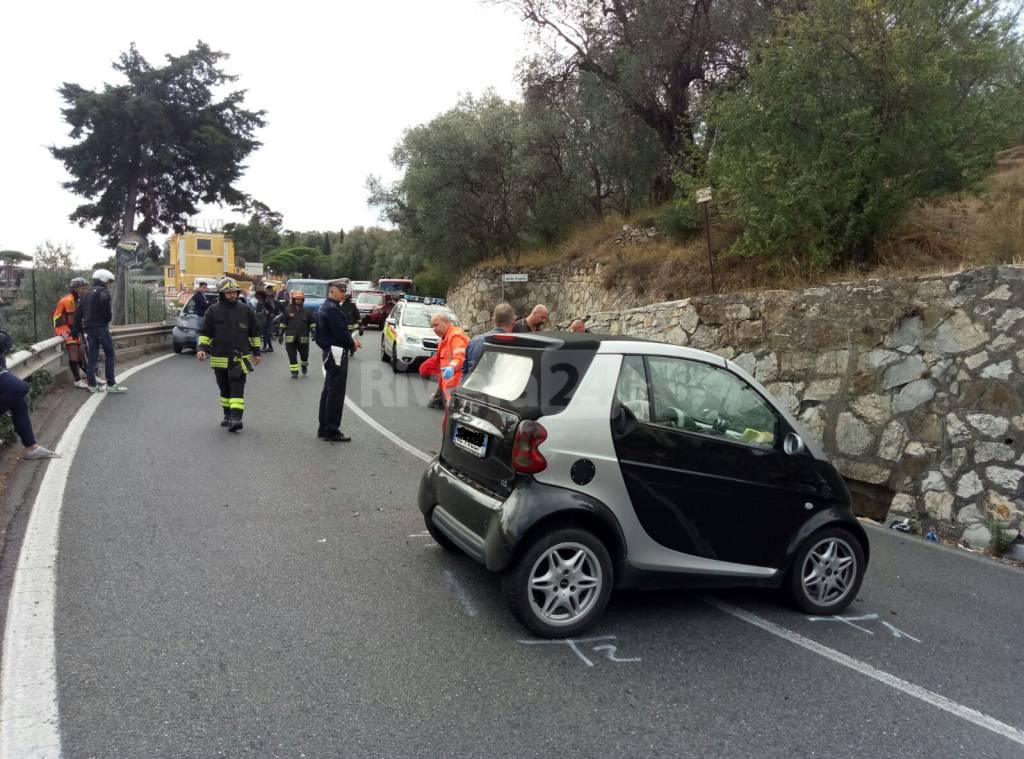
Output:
(74, 379), (89, 389)
(88, 385), (105, 394)
(24, 446), (60, 460)
(105, 384), (127, 394)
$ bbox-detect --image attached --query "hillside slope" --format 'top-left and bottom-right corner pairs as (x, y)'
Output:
(477, 146), (1024, 304)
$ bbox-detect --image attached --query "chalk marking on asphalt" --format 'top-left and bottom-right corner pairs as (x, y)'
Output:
(807, 613), (878, 635)
(441, 569), (478, 617)
(1, 353), (175, 759)
(703, 597), (1024, 748)
(518, 636), (641, 668)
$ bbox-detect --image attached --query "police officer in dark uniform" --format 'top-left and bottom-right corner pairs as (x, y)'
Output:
(316, 280), (362, 442)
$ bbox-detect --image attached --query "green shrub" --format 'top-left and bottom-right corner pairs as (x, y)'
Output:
(657, 201), (702, 242)
(987, 516), (1015, 557)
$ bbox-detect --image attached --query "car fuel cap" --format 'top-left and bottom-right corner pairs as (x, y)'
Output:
(571, 459), (596, 486)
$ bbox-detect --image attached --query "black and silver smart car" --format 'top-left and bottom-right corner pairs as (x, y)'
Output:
(418, 332), (869, 638)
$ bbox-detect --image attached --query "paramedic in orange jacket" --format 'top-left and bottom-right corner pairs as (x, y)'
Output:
(429, 312), (469, 402)
(52, 277), (89, 388)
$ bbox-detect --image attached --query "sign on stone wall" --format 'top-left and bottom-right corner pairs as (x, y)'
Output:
(503, 273), (529, 283)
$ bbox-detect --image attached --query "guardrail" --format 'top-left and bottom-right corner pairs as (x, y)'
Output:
(6, 323), (174, 380)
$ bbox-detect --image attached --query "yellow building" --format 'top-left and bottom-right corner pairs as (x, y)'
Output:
(163, 232), (247, 296)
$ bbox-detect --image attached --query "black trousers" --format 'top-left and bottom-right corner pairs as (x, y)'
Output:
(319, 350), (349, 434)
(285, 340), (310, 374)
(214, 366), (247, 417)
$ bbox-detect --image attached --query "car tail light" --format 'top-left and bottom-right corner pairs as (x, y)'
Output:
(511, 420), (548, 474)
(492, 333), (515, 341)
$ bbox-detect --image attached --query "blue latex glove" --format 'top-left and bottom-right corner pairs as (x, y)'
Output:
(442, 366), (455, 381)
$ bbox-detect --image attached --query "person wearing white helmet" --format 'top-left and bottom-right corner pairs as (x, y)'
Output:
(80, 268), (127, 394)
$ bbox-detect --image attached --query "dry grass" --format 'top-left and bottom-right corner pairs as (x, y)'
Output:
(471, 146), (1024, 298)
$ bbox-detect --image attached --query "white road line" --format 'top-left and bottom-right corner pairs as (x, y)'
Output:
(703, 597), (1024, 749)
(320, 360), (433, 464)
(344, 398), (433, 463)
(1, 353), (174, 759)
(441, 569), (478, 617)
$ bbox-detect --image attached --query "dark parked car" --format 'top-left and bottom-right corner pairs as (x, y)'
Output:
(172, 293), (219, 353)
(419, 332), (869, 638)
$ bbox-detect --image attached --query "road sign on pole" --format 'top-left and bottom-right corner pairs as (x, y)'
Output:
(696, 187), (713, 204)
(697, 189), (717, 292)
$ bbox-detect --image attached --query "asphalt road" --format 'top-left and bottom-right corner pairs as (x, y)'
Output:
(2, 337), (1023, 758)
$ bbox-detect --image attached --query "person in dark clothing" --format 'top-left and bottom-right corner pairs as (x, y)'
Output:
(513, 304), (549, 333)
(79, 269), (126, 394)
(316, 280), (361, 442)
(340, 292), (362, 337)
(0, 328), (59, 459)
(197, 279), (262, 432)
(464, 302), (517, 379)
(252, 290), (275, 353)
(189, 281), (211, 319)
(276, 290), (317, 377)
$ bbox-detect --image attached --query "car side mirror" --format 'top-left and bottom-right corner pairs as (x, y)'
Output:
(784, 432), (806, 456)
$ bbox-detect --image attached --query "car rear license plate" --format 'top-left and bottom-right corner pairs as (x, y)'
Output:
(453, 423), (487, 458)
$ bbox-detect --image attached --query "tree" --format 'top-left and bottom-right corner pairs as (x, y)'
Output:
(368, 92), (577, 269)
(0, 250), (31, 264)
(502, 0), (787, 175)
(265, 246), (330, 278)
(709, 0), (1024, 265)
(320, 232), (332, 256)
(50, 41), (265, 323)
(224, 199), (283, 262)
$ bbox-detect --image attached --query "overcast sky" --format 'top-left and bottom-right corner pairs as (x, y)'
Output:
(1, 1), (529, 267)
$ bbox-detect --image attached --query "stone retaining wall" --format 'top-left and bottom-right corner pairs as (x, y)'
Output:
(573, 265), (1024, 547)
(446, 261), (651, 335)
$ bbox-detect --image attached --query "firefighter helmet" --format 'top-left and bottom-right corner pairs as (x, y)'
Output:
(92, 269), (115, 284)
(69, 277), (88, 289)
(218, 278), (242, 294)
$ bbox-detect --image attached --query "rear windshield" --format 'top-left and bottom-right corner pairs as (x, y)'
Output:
(463, 351), (533, 401)
(356, 293), (384, 306)
(379, 280), (414, 295)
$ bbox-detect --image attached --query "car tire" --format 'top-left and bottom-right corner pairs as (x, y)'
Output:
(424, 510), (460, 553)
(380, 337), (389, 363)
(391, 348), (401, 373)
(504, 527), (613, 639)
(787, 527), (865, 615)
(173, 342), (183, 354)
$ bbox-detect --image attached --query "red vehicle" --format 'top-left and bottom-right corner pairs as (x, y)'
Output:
(376, 278), (415, 297)
(356, 290), (397, 329)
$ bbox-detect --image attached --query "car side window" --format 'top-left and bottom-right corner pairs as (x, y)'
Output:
(645, 356), (779, 449)
(614, 355), (651, 422)
(182, 300), (196, 316)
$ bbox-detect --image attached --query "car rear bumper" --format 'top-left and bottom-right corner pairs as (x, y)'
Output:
(418, 459), (627, 573)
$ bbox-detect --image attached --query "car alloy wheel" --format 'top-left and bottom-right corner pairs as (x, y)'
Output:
(528, 542), (602, 625)
(789, 528), (864, 614)
(505, 528), (613, 638)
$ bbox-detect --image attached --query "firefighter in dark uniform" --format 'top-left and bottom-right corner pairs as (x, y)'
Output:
(316, 280), (362, 442)
(276, 289), (316, 378)
(197, 278), (262, 432)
